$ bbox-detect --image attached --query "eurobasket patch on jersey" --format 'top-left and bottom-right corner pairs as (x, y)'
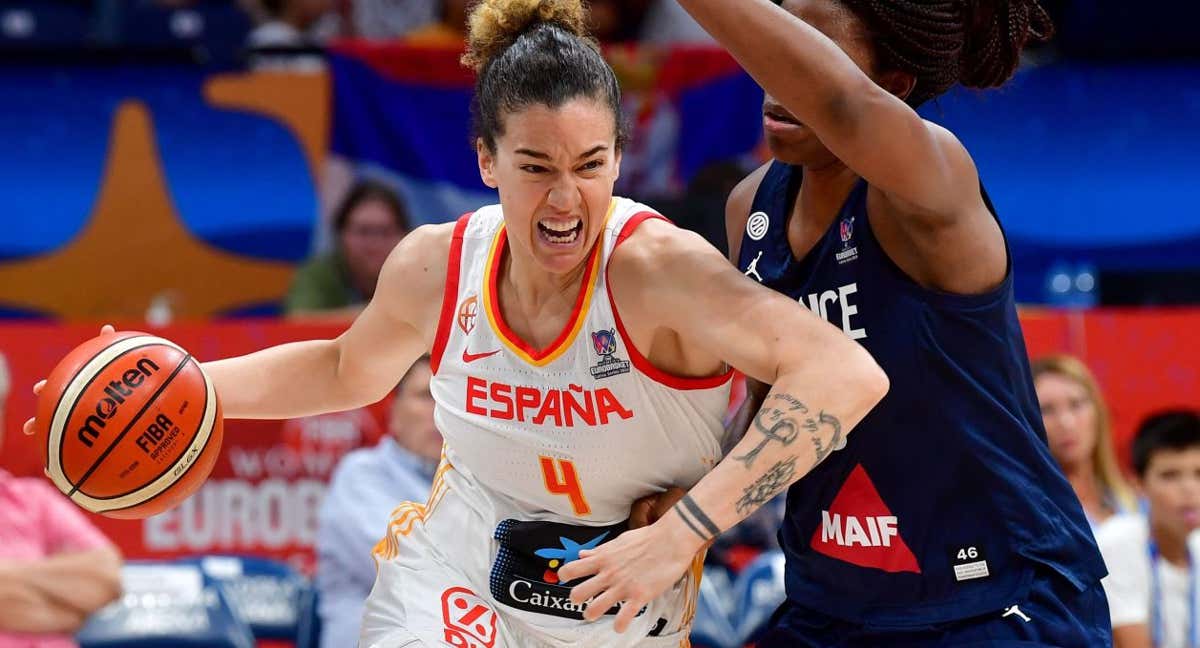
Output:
(836, 215), (858, 264)
(809, 464), (920, 574)
(588, 329), (630, 379)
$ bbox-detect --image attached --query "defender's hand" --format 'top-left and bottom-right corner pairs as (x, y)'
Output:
(628, 487), (687, 528)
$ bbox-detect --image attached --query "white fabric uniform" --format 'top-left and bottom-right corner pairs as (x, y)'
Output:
(1096, 513), (1200, 648)
(361, 198), (734, 648)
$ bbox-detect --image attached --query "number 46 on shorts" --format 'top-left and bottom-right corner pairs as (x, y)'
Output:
(539, 456), (591, 516)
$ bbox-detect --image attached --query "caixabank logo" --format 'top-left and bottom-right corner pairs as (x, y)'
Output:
(489, 520), (635, 621)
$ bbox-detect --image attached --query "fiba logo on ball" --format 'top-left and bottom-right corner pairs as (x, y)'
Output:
(746, 212), (770, 241)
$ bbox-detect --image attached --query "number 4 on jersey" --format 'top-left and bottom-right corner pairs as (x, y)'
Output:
(539, 456), (591, 516)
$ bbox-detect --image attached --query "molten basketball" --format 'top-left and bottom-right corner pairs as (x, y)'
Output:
(36, 331), (222, 519)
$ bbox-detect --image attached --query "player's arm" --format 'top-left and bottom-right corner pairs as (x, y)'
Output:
(560, 222), (888, 631)
(634, 222), (889, 531)
(680, 0), (979, 215)
(202, 223), (453, 420)
(679, 0), (1004, 292)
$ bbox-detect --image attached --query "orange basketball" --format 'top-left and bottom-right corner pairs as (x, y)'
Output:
(35, 331), (223, 519)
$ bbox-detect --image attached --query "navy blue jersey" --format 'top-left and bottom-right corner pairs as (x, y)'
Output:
(737, 161), (1106, 627)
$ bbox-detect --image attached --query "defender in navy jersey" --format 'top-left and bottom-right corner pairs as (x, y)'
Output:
(668, 0), (1110, 645)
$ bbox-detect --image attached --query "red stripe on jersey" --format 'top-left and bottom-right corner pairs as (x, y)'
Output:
(430, 214), (472, 375)
(483, 226), (603, 364)
(607, 212), (736, 391)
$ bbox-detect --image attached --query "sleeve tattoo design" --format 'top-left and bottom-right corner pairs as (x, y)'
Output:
(735, 456), (797, 516)
(732, 394), (845, 470)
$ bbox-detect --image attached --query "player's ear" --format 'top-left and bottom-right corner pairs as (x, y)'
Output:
(877, 70), (915, 102)
(478, 138), (498, 189)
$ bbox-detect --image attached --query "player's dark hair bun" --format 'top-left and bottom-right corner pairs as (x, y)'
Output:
(462, 0), (592, 73)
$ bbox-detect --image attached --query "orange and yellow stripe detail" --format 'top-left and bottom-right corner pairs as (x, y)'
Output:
(372, 452), (454, 563)
(679, 550), (707, 636)
(481, 200), (614, 367)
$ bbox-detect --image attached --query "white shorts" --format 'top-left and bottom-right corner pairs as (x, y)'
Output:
(360, 461), (701, 648)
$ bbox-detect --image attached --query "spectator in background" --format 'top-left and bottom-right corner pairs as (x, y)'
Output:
(286, 179), (411, 318)
(404, 0), (470, 47)
(315, 357), (440, 648)
(247, 0), (337, 71)
(0, 352), (123, 647)
(1034, 355), (1137, 527)
(1097, 410), (1200, 648)
(349, 0), (438, 40)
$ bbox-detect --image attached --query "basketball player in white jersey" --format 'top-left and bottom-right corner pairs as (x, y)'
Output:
(24, 1), (886, 645)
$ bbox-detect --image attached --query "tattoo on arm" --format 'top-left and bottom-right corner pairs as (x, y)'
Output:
(673, 494), (722, 542)
(770, 393), (808, 413)
(732, 407), (799, 468)
(807, 411), (844, 468)
(731, 393), (845, 470)
(735, 456), (797, 516)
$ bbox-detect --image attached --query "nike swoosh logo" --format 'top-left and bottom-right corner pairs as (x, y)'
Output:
(462, 348), (501, 364)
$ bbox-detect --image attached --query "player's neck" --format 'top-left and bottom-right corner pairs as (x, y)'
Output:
(1149, 516), (1190, 568)
(796, 160), (860, 230)
(502, 245), (590, 314)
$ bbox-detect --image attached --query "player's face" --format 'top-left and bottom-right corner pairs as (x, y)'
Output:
(390, 361), (441, 463)
(1036, 373), (1099, 469)
(477, 98), (621, 276)
(1140, 447), (1200, 539)
(766, 0), (879, 166)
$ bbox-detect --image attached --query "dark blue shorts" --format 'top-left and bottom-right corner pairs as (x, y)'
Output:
(756, 568), (1112, 647)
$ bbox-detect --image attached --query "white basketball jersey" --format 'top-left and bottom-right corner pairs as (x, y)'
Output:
(429, 197), (734, 526)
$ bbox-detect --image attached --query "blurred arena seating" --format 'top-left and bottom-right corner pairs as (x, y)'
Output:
(76, 561), (256, 648)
